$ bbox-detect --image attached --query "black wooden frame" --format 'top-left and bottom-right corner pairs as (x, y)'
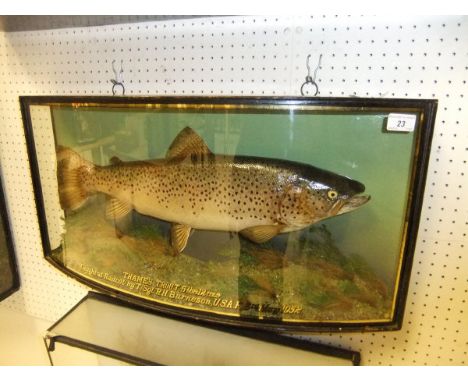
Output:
(20, 95), (437, 333)
(0, 170), (20, 302)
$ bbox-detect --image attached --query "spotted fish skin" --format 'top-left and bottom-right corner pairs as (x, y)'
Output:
(57, 127), (370, 253)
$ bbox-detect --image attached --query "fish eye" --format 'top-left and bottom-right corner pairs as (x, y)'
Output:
(327, 190), (338, 200)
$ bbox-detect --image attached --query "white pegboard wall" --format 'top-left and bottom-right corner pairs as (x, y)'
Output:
(0, 15), (466, 365)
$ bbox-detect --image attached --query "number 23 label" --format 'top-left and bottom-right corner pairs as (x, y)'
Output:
(386, 113), (417, 132)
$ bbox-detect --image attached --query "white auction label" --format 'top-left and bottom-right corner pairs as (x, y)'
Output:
(386, 113), (417, 132)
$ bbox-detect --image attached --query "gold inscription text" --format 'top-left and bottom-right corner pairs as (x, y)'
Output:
(78, 265), (303, 316)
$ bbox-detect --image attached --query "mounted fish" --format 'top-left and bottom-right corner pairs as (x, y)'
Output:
(57, 126), (370, 254)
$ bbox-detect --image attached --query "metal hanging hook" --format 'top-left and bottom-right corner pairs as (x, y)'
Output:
(306, 54), (312, 78)
(110, 59), (125, 95)
(300, 54), (322, 96)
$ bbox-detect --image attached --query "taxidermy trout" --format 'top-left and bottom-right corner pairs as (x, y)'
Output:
(57, 127), (370, 254)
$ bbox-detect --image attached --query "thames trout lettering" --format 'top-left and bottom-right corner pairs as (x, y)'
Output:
(77, 265), (303, 316)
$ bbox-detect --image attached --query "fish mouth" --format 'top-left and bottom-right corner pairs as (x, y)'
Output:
(335, 194), (371, 216)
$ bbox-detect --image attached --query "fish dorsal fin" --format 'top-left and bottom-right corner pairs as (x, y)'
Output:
(166, 126), (213, 159)
(240, 224), (285, 244)
(106, 197), (133, 221)
(171, 223), (192, 254)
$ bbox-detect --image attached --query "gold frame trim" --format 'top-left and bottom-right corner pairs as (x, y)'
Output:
(30, 100), (423, 115)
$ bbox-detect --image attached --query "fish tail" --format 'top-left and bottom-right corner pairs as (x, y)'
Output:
(56, 146), (95, 211)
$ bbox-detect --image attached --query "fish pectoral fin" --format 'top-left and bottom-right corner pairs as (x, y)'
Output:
(240, 224), (285, 244)
(109, 156), (123, 165)
(105, 197), (133, 221)
(171, 223), (192, 254)
(166, 126), (213, 159)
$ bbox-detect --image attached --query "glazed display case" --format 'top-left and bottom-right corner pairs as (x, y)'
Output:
(0, 169), (19, 302)
(45, 292), (360, 365)
(21, 96), (437, 332)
